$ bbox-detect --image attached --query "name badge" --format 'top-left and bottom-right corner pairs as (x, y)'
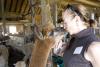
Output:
(73, 46), (83, 54)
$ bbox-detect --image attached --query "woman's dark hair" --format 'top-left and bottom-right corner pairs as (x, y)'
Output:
(89, 19), (96, 27)
(63, 4), (96, 28)
(63, 4), (87, 21)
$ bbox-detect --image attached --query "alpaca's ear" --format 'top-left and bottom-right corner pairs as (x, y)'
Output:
(33, 22), (55, 40)
(33, 24), (44, 40)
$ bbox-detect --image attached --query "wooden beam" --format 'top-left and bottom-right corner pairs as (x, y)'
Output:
(9, 0), (13, 12)
(6, 0), (11, 12)
(23, 0), (28, 14)
(24, 2), (29, 14)
(2, 21), (30, 24)
(60, 1), (78, 5)
(1, 0), (6, 34)
(11, 0), (17, 12)
(18, 0), (24, 13)
(14, 0), (18, 12)
(50, 0), (58, 26)
(20, 0), (27, 14)
(4, 0), (7, 11)
(57, 0), (100, 11)
(0, 12), (22, 18)
(59, 0), (100, 7)
(16, 0), (23, 12)
(75, 0), (100, 7)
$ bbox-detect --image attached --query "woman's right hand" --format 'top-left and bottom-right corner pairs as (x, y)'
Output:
(53, 33), (64, 48)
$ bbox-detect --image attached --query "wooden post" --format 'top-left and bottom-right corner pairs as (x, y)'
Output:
(1, 0), (6, 35)
(50, 0), (58, 27)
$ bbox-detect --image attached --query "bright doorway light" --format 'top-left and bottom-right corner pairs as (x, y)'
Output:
(9, 25), (17, 34)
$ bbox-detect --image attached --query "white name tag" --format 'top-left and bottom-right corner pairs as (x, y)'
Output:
(73, 46), (83, 54)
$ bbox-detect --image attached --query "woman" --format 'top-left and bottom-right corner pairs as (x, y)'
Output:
(62, 4), (100, 67)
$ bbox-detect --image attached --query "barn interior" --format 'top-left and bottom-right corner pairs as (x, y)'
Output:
(0, 0), (100, 67)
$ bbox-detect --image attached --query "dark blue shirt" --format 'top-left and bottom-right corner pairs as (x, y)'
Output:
(63, 28), (99, 67)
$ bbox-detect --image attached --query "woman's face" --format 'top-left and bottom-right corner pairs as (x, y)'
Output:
(62, 11), (78, 35)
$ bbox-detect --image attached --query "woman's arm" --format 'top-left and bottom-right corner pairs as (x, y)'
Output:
(85, 42), (100, 67)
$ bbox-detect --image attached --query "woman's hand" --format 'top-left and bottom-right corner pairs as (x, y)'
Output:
(53, 33), (64, 48)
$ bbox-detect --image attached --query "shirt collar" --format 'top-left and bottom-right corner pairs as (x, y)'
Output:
(72, 28), (95, 38)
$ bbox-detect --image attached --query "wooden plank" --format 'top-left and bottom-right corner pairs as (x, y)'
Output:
(0, 12), (21, 18)
(16, 0), (23, 12)
(11, 0), (17, 12)
(9, 0), (13, 11)
(18, 0), (24, 13)
(6, 0), (11, 12)
(24, 1), (29, 14)
(75, 0), (100, 7)
(14, 0), (18, 12)
(21, 0), (28, 14)
(20, 0), (26, 14)
(4, 0), (7, 11)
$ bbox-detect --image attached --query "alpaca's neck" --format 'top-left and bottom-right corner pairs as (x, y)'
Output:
(29, 38), (54, 67)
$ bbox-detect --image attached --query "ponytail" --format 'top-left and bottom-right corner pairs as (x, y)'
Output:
(89, 19), (95, 27)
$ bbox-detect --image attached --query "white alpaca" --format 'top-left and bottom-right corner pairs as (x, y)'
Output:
(14, 61), (26, 67)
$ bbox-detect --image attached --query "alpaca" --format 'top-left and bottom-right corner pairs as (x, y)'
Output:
(14, 61), (26, 67)
(29, 22), (64, 67)
(29, 21), (56, 67)
(29, 36), (55, 67)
